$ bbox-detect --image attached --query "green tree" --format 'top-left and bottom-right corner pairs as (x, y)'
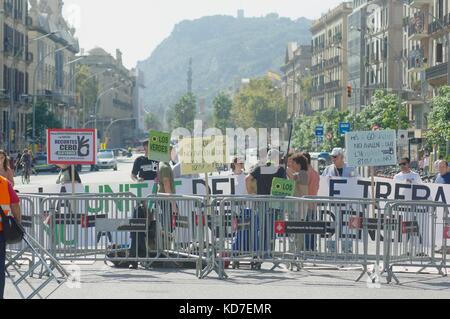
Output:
(144, 112), (162, 131)
(350, 90), (409, 131)
(292, 109), (350, 152)
(76, 65), (99, 127)
(231, 77), (287, 129)
(27, 101), (62, 145)
(171, 93), (197, 131)
(213, 92), (233, 131)
(427, 86), (450, 154)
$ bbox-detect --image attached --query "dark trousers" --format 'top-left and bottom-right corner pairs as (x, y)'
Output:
(0, 234), (5, 299)
(129, 205), (147, 258)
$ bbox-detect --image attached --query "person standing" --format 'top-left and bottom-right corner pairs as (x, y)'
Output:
(435, 161), (450, 185)
(245, 149), (286, 195)
(322, 148), (357, 178)
(230, 156), (247, 195)
(423, 154), (430, 176)
(0, 175), (22, 299)
(0, 150), (14, 187)
(302, 152), (320, 196)
(129, 139), (159, 268)
(394, 158), (423, 184)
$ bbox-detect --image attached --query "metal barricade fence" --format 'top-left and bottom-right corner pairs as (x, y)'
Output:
(33, 194), (208, 277)
(383, 201), (450, 284)
(205, 196), (390, 280)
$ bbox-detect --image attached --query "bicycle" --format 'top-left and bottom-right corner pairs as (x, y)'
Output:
(21, 166), (31, 184)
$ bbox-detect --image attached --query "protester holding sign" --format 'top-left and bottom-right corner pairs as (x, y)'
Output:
(131, 139), (159, 182)
(322, 148), (357, 178)
(130, 138), (159, 268)
(435, 161), (450, 185)
(246, 149), (286, 195)
(394, 158), (422, 184)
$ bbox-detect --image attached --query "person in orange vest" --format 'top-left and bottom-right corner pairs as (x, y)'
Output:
(0, 175), (21, 299)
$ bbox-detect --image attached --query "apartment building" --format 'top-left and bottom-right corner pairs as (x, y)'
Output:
(310, 2), (353, 112)
(80, 48), (136, 148)
(0, 0), (31, 152)
(28, 0), (80, 134)
(280, 43), (312, 116)
(404, 0), (450, 133)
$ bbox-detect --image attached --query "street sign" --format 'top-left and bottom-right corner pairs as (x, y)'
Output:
(47, 129), (97, 165)
(315, 126), (324, 137)
(339, 122), (351, 136)
(148, 130), (171, 162)
(345, 130), (397, 167)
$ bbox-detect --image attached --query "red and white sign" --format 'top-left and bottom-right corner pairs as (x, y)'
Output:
(444, 227), (450, 240)
(47, 129), (97, 165)
(274, 221), (286, 235)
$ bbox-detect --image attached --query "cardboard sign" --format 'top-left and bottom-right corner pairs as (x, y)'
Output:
(47, 129), (97, 165)
(271, 178), (295, 197)
(178, 136), (226, 175)
(148, 130), (171, 162)
(346, 130), (397, 167)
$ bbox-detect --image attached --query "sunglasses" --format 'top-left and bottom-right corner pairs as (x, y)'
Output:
(399, 163), (408, 166)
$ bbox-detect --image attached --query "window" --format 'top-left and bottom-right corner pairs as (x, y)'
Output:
(436, 43), (443, 63)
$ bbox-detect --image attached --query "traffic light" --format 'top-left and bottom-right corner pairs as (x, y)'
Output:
(347, 85), (352, 98)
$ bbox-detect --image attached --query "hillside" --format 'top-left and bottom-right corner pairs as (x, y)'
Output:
(137, 13), (312, 121)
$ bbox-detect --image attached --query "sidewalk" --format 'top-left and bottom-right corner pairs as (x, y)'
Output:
(5, 262), (450, 299)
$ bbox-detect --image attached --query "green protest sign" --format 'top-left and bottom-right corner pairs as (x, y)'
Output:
(148, 131), (171, 162)
(271, 178), (295, 197)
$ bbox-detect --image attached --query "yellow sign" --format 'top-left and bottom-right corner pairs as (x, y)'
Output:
(178, 136), (226, 175)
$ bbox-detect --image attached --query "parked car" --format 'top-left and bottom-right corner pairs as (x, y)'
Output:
(97, 151), (118, 171)
(33, 154), (58, 173)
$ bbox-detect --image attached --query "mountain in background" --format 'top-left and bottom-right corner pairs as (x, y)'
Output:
(137, 13), (312, 122)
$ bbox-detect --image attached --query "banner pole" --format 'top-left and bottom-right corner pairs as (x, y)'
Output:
(370, 166), (376, 218)
(71, 164), (76, 196)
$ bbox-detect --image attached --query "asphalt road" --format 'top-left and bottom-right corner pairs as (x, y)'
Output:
(4, 261), (450, 299)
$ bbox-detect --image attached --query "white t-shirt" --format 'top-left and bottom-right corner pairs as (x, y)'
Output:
(393, 171), (422, 184)
(230, 172), (247, 195)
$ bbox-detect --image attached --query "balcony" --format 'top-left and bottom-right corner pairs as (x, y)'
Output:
(408, 0), (433, 9)
(408, 48), (426, 72)
(325, 80), (340, 91)
(428, 14), (450, 37)
(408, 12), (428, 41)
(425, 62), (448, 82)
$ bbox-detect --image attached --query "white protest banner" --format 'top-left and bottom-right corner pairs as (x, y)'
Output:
(47, 129), (97, 165)
(346, 130), (397, 167)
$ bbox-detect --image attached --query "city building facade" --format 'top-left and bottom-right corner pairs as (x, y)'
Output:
(28, 0), (79, 137)
(80, 48), (136, 148)
(310, 2), (353, 112)
(281, 43), (312, 116)
(0, 0), (31, 152)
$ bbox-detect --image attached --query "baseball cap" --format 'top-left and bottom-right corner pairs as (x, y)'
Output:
(331, 148), (345, 157)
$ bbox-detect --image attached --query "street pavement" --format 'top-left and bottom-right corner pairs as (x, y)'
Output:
(4, 261), (450, 299)
(14, 155), (138, 189)
(7, 154), (450, 299)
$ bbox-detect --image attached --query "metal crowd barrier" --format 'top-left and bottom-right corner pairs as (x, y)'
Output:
(13, 192), (450, 285)
(383, 201), (450, 284)
(205, 196), (391, 281)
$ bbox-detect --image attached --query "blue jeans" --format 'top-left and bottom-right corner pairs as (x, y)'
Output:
(0, 233), (5, 299)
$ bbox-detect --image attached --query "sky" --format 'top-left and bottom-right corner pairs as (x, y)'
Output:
(62, 0), (343, 69)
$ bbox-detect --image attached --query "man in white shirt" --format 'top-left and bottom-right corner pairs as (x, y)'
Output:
(394, 158), (422, 184)
(322, 148), (358, 178)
